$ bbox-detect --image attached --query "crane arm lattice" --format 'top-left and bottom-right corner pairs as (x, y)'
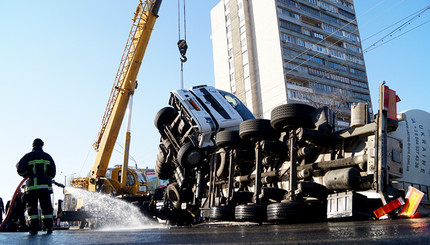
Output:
(93, 0), (161, 151)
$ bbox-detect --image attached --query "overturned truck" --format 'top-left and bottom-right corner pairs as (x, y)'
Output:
(154, 84), (430, 224)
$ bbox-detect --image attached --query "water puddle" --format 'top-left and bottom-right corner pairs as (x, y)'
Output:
(65, 187), (165, 230)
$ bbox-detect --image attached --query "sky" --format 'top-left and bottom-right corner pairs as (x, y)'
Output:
(0, 0), (429, 206)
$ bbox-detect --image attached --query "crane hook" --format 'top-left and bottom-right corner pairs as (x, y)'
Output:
(177, 39), (188, 63)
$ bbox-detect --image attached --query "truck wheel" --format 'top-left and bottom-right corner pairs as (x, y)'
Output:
(235, 204), (266, 222)
(239, 119), (280, 142)
(166, 183), (182, 209)
(178, 141), (202, 166)
(210, 206), (235, 221)
(216, 130), (251, 149)
(266, 200), (305, 223)
(271, 104), (316, 131)
(154, 107), (177, 131)
(155, 159), (173, 180)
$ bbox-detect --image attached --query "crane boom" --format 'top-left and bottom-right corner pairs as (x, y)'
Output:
(89, 0), (162, 186)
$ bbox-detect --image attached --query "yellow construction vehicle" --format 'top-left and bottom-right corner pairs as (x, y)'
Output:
(69, 0), (161, 199)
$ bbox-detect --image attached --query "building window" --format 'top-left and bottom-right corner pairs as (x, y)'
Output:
(229, 59), (234, 70)
(243, 63), (249, 78)
(344, 32), (359, 43)
(351, 79), (368, 88)
(312, 31), (324, 40)
(328, 48), (345, 60)
(287, 49), (306, 59)
(304, 0), (318, 6)
(300, 4), (319, 16)
(302, 28), (311, 36)
(239, 11), (245, 22)
(296, 38), (304, 46)
(281, 33), (295, 43)
(245, 90), (253, 109)
(240, 25), (246, 34)
(322, 23), (343, 37)
(279, 0), (299, 8)
(328, 61), (347, 72)
(230, 72), (235, 81)
(230, 80), (236, 93)
(345, 54), (364, 65)
(280, 20), (302, 33)
(344, 42), (361, 53)
(339, 9), (356, 20)
(278, 7), (301, 21)
(285, 62), (307, 73)
(242, 50), (248, 64)
(307, 55), (326, 65)
(318, 1), (337, 13)
(305, 41), (313, 49)
(244, 77), (251, 91)
(321, 12), (339, 24)
(353, 92), (370, 101)
(349, 68), (366, 77)
(241, 37), (247, 49)
(337, 0), (354, 10)
(314, 44), (326, 53)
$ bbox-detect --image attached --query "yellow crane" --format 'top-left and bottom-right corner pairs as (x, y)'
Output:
(71, 0), (162, 196)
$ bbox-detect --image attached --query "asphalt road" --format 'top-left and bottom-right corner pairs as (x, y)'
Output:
(1, 218), (430, 244)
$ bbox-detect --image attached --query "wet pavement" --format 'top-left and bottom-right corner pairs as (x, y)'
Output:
(1, 218), (430, 244)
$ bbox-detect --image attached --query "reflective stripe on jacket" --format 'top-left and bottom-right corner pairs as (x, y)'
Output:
(17, 147), (56, 193)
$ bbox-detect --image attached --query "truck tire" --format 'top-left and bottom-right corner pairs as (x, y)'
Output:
(177, 141), (202, 166)
(235, 204), (266, 222)
(154, 107), (177, 131)
(155, 159), (173, 180)
(239, 119), (280, 142)
(166, 183), (182, 209)
(271, 104), (316, 131)
(210, 206), (235, 221)
(216, 130), (249, 149)
(266, 200), (305, 223)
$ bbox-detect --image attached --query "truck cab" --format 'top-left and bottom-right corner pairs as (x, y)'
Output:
(154, 85), (254, 215)
(105, 166), (149, 196)
(155, 85), (254, 164)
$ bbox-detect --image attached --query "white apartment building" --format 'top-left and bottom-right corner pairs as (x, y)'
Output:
(211, 0), (371, 127)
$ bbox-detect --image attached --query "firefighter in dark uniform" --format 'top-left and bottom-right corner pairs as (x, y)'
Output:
(17, 138), (56, 235)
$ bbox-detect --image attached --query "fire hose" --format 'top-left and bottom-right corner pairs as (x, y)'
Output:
(0, 179), (65, 231)
(0, 178), (27, 231)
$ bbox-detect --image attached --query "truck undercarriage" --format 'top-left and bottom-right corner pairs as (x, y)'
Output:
(152, 84), (430, 225)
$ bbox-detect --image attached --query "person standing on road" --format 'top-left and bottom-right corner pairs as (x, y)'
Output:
(16, 138), (56, 235)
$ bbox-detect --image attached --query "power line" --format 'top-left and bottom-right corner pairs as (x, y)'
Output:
(363, 5), (430, 53)
(362, 4), (430, 42)
(364, 19), (430, 53)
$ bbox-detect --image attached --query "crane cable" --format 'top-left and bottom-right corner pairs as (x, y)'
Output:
(177, 0), (188, 89)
